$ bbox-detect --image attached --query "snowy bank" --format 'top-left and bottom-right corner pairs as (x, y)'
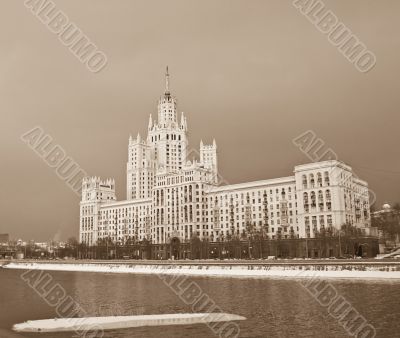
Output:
(3, 261), (400, 280)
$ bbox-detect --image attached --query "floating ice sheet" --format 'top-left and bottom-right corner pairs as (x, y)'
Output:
(13, 313), (246, 333)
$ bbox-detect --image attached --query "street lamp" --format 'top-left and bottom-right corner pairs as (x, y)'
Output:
(114, 214), (118, 259)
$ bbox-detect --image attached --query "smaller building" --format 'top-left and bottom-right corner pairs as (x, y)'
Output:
(372, 203), (400, 252)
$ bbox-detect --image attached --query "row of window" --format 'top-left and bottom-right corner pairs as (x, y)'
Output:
(302, 172), (330, 189)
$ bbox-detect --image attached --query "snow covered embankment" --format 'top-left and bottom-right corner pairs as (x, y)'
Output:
(4, 262), (400, 280)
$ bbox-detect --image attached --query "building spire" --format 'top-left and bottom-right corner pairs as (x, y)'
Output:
(165, 66), (170, 95)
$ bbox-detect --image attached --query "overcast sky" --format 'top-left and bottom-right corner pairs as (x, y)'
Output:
(1, 0), (399, 241)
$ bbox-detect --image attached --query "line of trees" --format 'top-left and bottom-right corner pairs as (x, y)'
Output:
(59, 221), (376, 260)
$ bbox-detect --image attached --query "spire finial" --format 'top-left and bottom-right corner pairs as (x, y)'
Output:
(165, 66), (170, 94)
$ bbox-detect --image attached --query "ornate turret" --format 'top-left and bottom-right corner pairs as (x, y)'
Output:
(200, 139), (218, 183)
(81, 176), (116, 202)
(180, 112), (185, 130)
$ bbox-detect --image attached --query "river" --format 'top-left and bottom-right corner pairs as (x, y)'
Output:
(0, 269), (398, 337)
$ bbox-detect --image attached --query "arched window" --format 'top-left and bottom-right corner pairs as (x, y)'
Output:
(318, 190), (324, 211)
(324, 171), (330, 186)
(319, 215), (325, 228)
(310, 191), (316, 208)
(326, 190), (332, 211)
(189, 205), (193, 222)
(310, 174), (315, 188)
(302, 175), (307, 189)
(303, 192), (309, 212)
(184, 206), (188, 222)
(317, 173), (322, 187)
(325, 189), (331, 200)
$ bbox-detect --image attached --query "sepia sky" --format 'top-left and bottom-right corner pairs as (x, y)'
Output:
(0, 0), (399, 241)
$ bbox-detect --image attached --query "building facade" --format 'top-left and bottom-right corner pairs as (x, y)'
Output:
(79, 69), (372, 246)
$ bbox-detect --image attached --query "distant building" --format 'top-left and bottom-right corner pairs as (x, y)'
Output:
(79, 69), (373, 245)
(0, 234), (9, 244)
(373, 203), (397, 217)
(35, 242), (50, 250)
(372, 203), (400, 249)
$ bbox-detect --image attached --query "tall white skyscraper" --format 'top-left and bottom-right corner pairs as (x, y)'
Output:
(79, 69), (372, 247)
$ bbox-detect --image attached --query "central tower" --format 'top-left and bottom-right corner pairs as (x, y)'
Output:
(147, 67), (188, 173)
(127, 68), (189, 200)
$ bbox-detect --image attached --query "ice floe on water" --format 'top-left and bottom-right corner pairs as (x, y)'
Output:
(13, 313), (246, 332)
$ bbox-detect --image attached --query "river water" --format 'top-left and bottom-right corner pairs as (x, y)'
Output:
(0, 269), (398, 337)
